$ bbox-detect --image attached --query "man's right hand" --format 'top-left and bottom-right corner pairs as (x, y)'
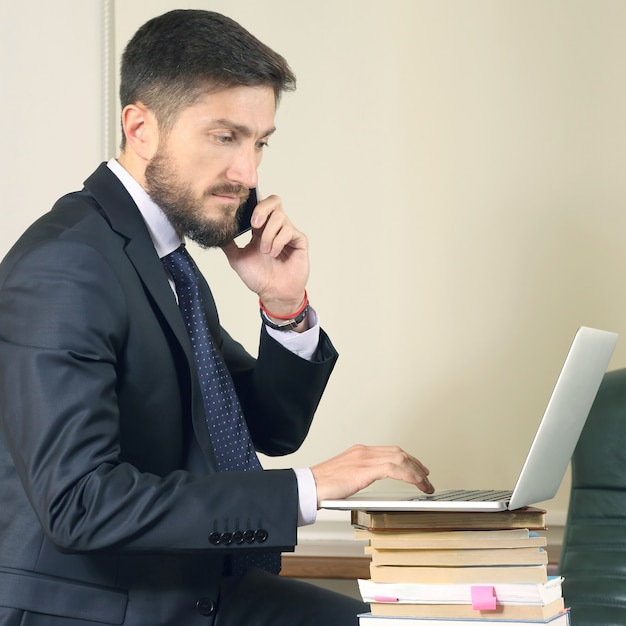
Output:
(310, 444), (434, 506)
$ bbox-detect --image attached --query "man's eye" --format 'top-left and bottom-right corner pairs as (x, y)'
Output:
(256, 140), (270, 149)
(215, 135), (233, 144)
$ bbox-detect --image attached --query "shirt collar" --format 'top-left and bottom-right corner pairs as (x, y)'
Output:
(106, 158), (181, 258)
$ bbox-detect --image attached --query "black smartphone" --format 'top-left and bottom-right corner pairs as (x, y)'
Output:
(235, 188), (258, 237)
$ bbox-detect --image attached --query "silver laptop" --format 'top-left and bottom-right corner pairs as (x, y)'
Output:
(320, 326), (618, 513)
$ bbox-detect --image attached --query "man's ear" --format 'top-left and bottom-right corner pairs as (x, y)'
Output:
(121, 103), (159, 160)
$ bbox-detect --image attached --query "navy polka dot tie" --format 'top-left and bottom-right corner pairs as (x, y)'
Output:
(162, 245), (281, 575)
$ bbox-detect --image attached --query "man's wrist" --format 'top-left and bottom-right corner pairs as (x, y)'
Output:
(259, 291), (309, 332)
(260, 304), (309, 331)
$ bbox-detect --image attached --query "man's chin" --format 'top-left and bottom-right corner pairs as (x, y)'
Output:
(185, 222), (239, 249)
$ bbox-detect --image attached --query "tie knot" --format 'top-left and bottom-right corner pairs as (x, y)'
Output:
(162, 245), (198, 288)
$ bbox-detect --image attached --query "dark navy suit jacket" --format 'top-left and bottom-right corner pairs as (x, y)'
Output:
(0, 163), (338, 625)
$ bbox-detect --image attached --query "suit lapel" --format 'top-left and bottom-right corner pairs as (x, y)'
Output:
(83, 164), (224, 351)
(83, 164), (191, 356)
(82, 163), (219, 468)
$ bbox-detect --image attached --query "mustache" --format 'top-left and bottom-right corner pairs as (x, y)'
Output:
(205, 184), (250, 202)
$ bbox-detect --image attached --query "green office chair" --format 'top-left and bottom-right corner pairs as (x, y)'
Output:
(560, 367), (626, 626)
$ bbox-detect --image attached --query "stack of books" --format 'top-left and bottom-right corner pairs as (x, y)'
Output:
(351, 507), (570, 625)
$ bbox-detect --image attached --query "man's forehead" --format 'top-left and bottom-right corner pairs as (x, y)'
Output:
(182, 86), (277, 132)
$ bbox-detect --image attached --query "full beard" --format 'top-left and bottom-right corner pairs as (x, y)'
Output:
(145, 151), (249, 249)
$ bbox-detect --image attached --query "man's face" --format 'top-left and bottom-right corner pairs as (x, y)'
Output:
(145, 85), (276, 248)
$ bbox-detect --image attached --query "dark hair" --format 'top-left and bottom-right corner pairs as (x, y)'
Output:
(119, 9), (296, 146)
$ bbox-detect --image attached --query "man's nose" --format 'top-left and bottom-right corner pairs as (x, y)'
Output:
(226, 146), (259, 189)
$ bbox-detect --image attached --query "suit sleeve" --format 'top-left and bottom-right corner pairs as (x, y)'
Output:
(217, 324), (338, 456)
(0, 237), (299, 554)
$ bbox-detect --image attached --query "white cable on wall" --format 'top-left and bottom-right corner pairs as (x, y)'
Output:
(102, 0), (115, 160)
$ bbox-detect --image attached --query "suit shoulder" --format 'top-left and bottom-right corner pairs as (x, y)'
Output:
(44, 188), (111, 237)
(4, 189), (120, 260)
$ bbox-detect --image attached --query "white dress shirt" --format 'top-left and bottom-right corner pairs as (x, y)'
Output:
(107, 158), (318, 526)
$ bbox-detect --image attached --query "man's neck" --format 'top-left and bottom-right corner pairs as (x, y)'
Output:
(117, 150), (148, 192)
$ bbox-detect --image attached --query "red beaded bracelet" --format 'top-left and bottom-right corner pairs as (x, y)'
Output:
(258, 290), (309, 320)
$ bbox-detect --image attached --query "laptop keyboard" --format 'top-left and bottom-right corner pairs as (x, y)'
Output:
(410, 489), (513, 502)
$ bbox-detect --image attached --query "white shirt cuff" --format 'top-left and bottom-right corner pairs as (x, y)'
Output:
(293, 467), (318, 526)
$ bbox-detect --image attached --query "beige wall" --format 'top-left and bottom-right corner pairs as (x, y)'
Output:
(0, 1), (104, 252)
(4, 0), (626, 529)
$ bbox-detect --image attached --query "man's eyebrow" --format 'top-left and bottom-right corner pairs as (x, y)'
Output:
(211, 119), (276, 138)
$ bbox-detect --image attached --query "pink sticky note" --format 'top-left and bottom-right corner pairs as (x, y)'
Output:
(373, 596), (398, 603)
(471, 586), (497, 611)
